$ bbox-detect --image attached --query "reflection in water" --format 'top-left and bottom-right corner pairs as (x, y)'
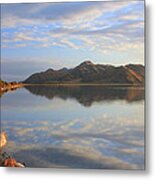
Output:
(1, 86), (144, 169)
(25, 85), (144, 106)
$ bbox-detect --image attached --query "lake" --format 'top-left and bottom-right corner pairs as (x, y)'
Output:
(1, 85), (145, 169)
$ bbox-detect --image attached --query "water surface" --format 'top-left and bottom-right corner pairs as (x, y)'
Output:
(1, 85), (145, 169)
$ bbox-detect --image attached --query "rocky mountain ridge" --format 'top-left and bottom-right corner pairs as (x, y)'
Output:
(24, 61), (144, 85)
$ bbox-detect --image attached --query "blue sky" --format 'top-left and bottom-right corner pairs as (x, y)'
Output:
(1, 1), (144, 81)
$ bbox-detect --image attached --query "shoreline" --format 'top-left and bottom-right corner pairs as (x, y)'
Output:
(0, 82), (144, 96)
(0, 82), (24, 95)
(23, 83), (144, 88)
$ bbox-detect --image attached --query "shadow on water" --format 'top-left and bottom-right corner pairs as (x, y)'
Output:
(25, 85), (144, 107)
(13, 146), (135, 169)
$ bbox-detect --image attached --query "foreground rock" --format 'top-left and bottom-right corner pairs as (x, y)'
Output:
(0, 132), (25, 168)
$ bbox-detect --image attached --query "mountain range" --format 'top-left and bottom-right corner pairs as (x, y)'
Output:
(24, 61), (144, 85)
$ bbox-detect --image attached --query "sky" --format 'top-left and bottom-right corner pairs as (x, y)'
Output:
(1, 0), (145, 81)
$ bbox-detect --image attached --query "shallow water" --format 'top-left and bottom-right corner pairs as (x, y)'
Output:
(1, 85), (145, 169)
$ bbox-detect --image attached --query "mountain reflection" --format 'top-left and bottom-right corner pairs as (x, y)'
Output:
(25, 85), (144, 107)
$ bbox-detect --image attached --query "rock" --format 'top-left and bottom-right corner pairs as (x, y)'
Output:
(0, 132), (25, 167)
(3, 158), (25, 168)
(0, 132), (7, 148)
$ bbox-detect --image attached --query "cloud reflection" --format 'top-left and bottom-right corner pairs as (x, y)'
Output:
(2, 108), (144, 169)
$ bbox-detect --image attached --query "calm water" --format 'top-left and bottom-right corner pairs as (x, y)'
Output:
(1, 85), (145, 169)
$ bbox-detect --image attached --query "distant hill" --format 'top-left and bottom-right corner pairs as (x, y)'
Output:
(24, 61), (145, 85)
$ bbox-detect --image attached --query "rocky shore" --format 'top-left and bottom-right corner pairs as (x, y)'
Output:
(0, 80), (23, 96)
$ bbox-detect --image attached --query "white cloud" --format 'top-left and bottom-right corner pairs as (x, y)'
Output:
(1, 1), (144, 63)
